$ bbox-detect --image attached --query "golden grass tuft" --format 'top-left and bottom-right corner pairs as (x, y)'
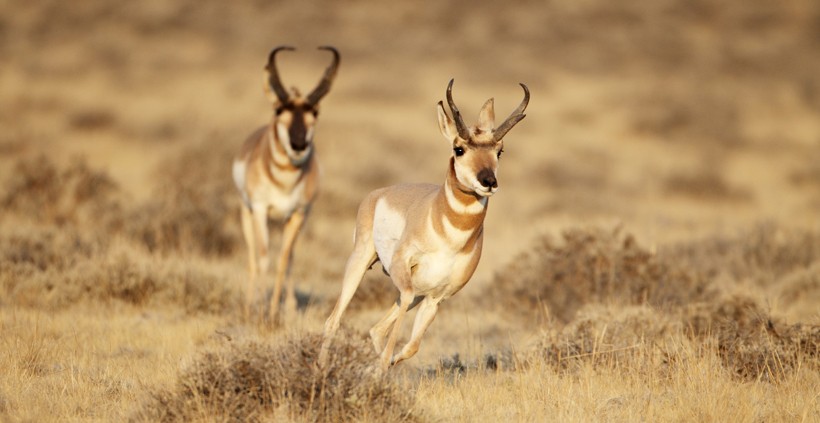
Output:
(135, 332), (415, 422)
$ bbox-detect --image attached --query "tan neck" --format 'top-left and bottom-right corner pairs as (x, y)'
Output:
(429, 158), (488, 249)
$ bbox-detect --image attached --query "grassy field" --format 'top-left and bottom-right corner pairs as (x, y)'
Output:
(1, 1), (818, 421)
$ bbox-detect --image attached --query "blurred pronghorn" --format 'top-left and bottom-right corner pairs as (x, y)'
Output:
(232, 46), (340, 320)
(321, 79), (529, 370)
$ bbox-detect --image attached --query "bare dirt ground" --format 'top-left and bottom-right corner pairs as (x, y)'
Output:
(1, 1), (818, 421)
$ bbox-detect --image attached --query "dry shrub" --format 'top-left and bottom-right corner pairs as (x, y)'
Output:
(683, 295), (820, 382)
(486, 227), (710, 324)
(663, 168), (751, 201)
(530, 299), (819, 382)
(125, 141), (240, 257)
(136, 333), (415, 422)
(631, 85), (743, 148)
(502, 225), (819, 381)
(668, 223), (820, 287)
(533, 305), (680, 372)
(1, 155), (122, 229)
(1, 227), (239, 313)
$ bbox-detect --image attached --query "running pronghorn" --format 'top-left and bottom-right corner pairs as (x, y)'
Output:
(320, 79), (529, 370)
(232, 46), (340, 320)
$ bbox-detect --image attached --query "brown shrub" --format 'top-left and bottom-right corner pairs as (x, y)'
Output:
(1, 227), (239, 313)
(533, 305), (681, 372)
(1, 155), (123, 229)
(530, 299), (819, 382)
(683, 295), (819, 382)
(125, 141), (241, 257)
(667, 223), (820, 287)
(630, 82), (743, 149)
(135, 333), (415, 422)
(486, 227), (711, 324)
(663, 168), (752, 201)
(505, 225), (819, 381)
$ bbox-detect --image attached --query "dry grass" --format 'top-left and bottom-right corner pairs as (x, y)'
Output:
(1, 0), (819, 421)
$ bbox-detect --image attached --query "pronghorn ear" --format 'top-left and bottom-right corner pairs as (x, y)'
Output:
(477, 98), (495, 134)
(436, 101), (458, 142)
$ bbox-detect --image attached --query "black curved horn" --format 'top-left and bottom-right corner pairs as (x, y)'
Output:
(446, 79), (471, 140)
(493, 83), (529, 142)
(306, 46), (341, 106)
(266, 46), (295, 103)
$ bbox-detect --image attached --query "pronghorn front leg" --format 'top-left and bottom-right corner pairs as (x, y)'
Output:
(392, 297), (439, 366)
(269, 208), (307, 321)
(248, 204), (271, 314)
(240, 205), (258, 317)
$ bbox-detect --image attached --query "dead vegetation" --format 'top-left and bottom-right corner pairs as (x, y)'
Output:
(486, 227), (712, 324)
(0, 154), (241, 313)
(1, 155), (123, 229)
(125, 140), (241, 257)
(485, 226), (819, 382)
(135, 332), (415, 422)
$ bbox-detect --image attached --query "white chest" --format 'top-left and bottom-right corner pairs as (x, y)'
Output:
(262, 176), (306, 219)
(411, 250), (474, 298)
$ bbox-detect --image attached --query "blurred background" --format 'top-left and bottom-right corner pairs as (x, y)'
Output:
(1, 0), (819, 357)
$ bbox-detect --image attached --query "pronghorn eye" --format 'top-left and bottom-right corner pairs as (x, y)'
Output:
(497, 148), (504, 159)
(275, 107), (284, 116)
(312, 110), (319, 117)
(453, 147), (465, 157)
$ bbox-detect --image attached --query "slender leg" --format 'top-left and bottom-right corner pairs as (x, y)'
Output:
(269, 209), (306, 321)
(392, 298), (439, 366)
(319, 236), (377, 367)
(370, 303), (400, 354)
(240, 205), (257, 317)
(380, 286), (414, 372)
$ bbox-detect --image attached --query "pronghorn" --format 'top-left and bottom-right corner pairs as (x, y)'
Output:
(232, 46), (340, 320)
(320, 79), (529, 370)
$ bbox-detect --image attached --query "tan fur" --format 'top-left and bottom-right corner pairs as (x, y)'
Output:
(320, 81), (528, 371)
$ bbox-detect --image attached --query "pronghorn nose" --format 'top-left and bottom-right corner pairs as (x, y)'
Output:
(477, 169), (497, 188)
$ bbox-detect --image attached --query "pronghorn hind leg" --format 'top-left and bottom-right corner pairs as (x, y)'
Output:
(270, 209), (307, 322)
(380, 285), (414, 372)
(319, 235), (377, 367)
(240, 205), (258, 318)
(370, 303), (400, 354)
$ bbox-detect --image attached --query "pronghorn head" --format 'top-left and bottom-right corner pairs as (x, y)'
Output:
(264, 46), (340, 165)
(436, 79), (529, 197)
